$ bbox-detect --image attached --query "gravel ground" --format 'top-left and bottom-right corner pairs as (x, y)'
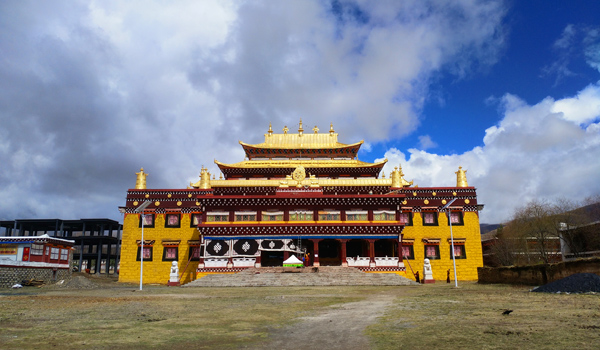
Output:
(532, 273), (600, 294)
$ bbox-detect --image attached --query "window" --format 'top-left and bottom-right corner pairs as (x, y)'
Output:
(448, 211), (464, 225)
(346, 211), (368, 221)
(136, 246), (153, 261)
(31, 244), (44, 256)
(50, 247), (59, 260)
(318, 210), (340, 221)
(374, 210), (395, 221)
(189, 246), (202, 261)
(234, 211), (257, 222)
(289, 210), (313, 221)
(191, 214), (202, 227)
(422, 212), (438, 226)
(424, 245), (440, 260)
(399, 213), (413, 226)
(207, 212), (229, 222)
(165, 214), (181, 228)
(401, 245), (414, 259)
(60, 249), (69, 261)
(450, 244), (467, 259)
(162, 247), (178, 261)
(139, 214), (155, 228)
(262, 211), (284, 221)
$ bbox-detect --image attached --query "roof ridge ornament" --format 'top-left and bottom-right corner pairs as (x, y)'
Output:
(283, 125), (289, 134)
(135, 168), (148, 189)
(391, 165), (414, 188)
(298, 119), (304, 136)
(330, 122), (334, 136)
(313, 125), (319, 134)
(456, 166), (468, 187)
(268, 122), (273, 136)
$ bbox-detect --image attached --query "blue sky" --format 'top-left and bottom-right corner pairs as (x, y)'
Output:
(1, 0), (599, 225)
(362, 0), (600, 158)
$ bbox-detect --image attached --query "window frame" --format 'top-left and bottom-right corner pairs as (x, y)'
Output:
(401, 245), (414, 260)
(448, 211), (464, 226)
(188, 246), (202, 261)
(165, 213), (181, 228)
(399, 212), (413, 226)
(190, 214), (202, 227)
(450, 244), (467, 259)
(139, 213), (155, 228)
(422, 212), (438, 226)
(136, 246), (153, 261)
(60, 248), (69, 261)
(424, 244), (441, 260)
(162, 246), (179, 261)
(31, 244), (44, 256)
(50, 247), (60, 260)
(289, 210), (313, 221)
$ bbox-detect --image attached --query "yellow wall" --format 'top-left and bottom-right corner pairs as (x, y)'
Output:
(118, 213), (200, 285)
(119, 211), (483, 284)
(402, 212), (483, 281)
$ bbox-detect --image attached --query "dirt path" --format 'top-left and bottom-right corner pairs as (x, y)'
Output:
(248, 293), (395, 350)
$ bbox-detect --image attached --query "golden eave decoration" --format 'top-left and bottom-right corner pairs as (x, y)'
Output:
(214, 158), (388, 170)
(239, 121), (364, 159)
(190, 163), (413, 189)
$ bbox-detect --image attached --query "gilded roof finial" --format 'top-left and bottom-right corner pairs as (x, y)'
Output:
(219, 173), (223, 180)
(381, 171), (385, 179)
(135, 168), (148, 189)
(391, 165), (413, 188)
(268, 122), (273, 136)
(283, 126), (289, 134)
(298, 119), (304, 136)
(313, 125), (319, 134)
(456, 166), (469, 187)
(329, 122), (335, 135)
(199, 166), (211, 189)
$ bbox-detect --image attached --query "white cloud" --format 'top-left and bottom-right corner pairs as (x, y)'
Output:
(0, 0), (507, 221)
(381, 83), (600, 223)
(417, 135), (437, 150)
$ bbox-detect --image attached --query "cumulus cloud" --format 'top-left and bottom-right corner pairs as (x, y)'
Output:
(0, 0), (507, 221)
(417, 135), (437, 150)
(379, 83), (600, 223)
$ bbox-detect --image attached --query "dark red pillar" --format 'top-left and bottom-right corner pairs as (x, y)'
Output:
(311, 239), (322, 267)
(367, 239), (375, 267)
(340, 239), (348, 266)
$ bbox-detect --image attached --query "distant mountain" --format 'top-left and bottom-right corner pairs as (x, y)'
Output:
(480, 223), (501, 234)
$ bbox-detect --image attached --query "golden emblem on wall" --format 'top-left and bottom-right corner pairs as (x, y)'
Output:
(292, 166), (306, 182)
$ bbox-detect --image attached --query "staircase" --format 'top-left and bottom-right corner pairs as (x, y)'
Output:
(184, 266), (418, 287)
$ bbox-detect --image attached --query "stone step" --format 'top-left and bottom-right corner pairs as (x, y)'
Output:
(184, 267), (418, 287)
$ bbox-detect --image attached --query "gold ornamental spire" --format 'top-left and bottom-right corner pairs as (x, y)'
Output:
(298, 119), (304, 136)
(135, 168), (148, 189)
(456, 166), (468, 187)
(329, 122), (335, 135)
(199, 166), (211, 189)
(268, 122), (273, 136)
(313, 125), (319, 134)
(391, 164), (413, 188)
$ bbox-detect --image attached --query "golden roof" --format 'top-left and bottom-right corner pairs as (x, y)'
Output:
(240, 136), (363, 150)
(241, 121), (362, 150)
(215, 159), (387, 169)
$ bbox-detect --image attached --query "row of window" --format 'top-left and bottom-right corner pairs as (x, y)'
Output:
(136, 244), (466, 262)
(137, 245), (201, 262)
(401, 244), (467, 260)
(139, 211), (464, 228)
(30, 244), (70, 261)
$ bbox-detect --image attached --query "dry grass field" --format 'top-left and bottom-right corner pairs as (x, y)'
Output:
(0, 274), (599, 350)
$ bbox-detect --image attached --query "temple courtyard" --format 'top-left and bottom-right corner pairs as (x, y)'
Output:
(1, 274), (599, 349)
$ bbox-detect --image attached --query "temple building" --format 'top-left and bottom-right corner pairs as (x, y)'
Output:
(118, 121), (483, 285)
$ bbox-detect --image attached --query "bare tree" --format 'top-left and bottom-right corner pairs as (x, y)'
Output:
(507, 199), (562, 264)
